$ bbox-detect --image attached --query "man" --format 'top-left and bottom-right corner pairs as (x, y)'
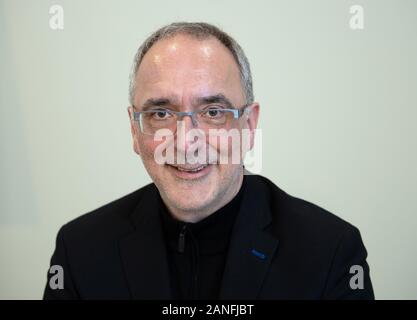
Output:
(43, 22), (374, 299)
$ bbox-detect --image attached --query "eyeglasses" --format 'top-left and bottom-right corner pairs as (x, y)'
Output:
(131, 104), (252, 135)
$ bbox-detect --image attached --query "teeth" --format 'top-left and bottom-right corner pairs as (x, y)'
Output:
(174, 165), (208, 172)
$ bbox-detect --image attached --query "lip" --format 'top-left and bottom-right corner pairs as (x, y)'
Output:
(166, 163), (213, 180)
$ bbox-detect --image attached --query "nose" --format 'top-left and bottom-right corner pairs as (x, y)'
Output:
(176, 114), (195, 152)
(175, 113), (205, 163)
(180, 113), (197, 131)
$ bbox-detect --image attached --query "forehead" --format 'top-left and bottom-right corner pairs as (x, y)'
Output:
(134, 34), (244, 106)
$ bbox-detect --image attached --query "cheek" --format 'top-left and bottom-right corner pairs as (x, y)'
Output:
(137, 137), (159, 160)
(207, 131), (245, 165)
(138, 136), (176, 168)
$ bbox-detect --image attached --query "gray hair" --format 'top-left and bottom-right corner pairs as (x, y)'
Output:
(128, 22), (254, 106)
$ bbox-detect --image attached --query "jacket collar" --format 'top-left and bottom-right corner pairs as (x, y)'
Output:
(118, 175), (279, 299)
(118, 184), (172, 299)
(219, 175), (279, 299)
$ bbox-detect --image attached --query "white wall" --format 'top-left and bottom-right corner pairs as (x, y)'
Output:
(1, 0), (416, 299)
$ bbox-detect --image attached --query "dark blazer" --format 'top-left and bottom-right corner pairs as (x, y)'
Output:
(43, 174), (374, 299)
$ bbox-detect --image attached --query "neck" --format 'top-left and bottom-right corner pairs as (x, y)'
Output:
(164, 170), (244, 223)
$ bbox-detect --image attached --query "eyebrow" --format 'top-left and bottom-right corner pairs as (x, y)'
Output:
(194, 94), (234, 108)
(140, 97), (176, 111)
(138, 93), (234, 111)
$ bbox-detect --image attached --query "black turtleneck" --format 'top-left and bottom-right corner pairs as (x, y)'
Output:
(159, 176), (246, 300)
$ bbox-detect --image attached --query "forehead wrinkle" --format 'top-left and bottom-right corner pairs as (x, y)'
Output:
(140, 36), (237, 80)
(135, 35), (244, 107)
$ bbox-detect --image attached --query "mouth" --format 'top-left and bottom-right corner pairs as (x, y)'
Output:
(166, 163), (213, 180)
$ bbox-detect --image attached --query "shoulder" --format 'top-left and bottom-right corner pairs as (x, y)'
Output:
(246, 174), (359, 243)
(58, 183), (157, 244)
(245, 175), (373, 299)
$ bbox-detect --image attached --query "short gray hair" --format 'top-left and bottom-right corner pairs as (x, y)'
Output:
(128, 22), (254, 106)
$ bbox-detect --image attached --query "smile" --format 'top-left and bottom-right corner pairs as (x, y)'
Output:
(166, 164), (212, 179)
(172, 164), (208, 172)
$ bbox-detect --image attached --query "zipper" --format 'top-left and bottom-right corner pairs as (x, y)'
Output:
(177, 223), (200, 298)
(178, 224), (187, 253)
(188, 228), (199, 299)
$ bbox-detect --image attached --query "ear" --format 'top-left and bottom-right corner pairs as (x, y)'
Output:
(127, 106), (141, 156)
(246, 103), (260, 150)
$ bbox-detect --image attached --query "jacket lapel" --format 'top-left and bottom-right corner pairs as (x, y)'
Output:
(219, 176), (279, 299)
(118, 185), (172, 299)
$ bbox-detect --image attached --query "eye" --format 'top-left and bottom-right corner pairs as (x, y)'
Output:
(203, 108), (225, 118)
(150, 109), (172, 120)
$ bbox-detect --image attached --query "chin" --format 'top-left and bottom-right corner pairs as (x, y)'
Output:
(164, 184), (216, 212)
(149, 163), (236, 214)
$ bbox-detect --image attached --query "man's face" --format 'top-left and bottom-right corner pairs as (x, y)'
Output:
(129, 34), (259, 220)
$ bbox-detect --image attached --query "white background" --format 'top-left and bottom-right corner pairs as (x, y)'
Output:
(1, 0), (416, 299)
